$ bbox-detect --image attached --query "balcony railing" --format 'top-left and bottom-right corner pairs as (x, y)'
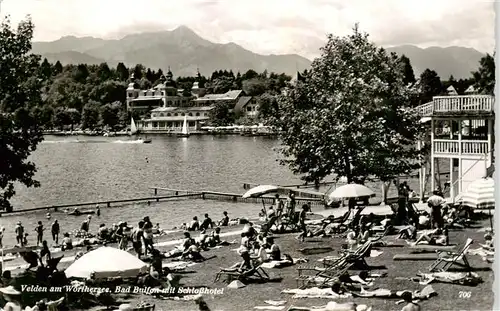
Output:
(433, 139), (489, 155)
(417, 95), (495, 116)
(461, 140), (489, 155)
(434, 140), (459, 154)
(433, 95), (494, 112)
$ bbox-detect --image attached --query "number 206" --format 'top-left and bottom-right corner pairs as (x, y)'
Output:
(459, 291), (471, 298)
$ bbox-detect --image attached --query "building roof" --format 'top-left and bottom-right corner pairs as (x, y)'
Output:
(233, 96), (253, 114)
(151, 106), (214, 112)
(131, 97), (162, 101)
(194, 90), (242, 101)
(465, 85), (476, 93)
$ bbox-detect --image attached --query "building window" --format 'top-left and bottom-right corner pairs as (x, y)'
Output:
(152, 122), (158, 128)
(247, 106), (252, 112)
(174, 113), (178, 116)
(181, 113), (185, 116)
(204, 113), (207, 116)
(161, 92), (165, 96)
(167, 113), (171, 116)
(196, 112), (200, 116)
(159, 113), (164, 117)
(188, 113), (193, 116)
(128, 92), (133, 97)
(167, 101), (172, 105)
(189, 121), (195, 127)
(152, 113), (157, 117)
(159, 121), (165, 128)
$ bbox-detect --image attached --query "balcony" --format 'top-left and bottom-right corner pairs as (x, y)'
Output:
(433, 139), (489, 156)
(418, 95), (494, 117)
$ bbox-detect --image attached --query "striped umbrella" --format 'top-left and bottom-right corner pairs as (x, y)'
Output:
(459, 177), (495, 209)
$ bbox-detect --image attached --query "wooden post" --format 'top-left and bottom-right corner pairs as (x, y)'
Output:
(430, 119), (435, 192)
(154, 188), (157, 196)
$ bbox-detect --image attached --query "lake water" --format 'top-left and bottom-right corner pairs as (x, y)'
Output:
(0, 134), (420, 247)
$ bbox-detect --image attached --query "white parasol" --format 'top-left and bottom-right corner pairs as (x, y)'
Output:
(65, 246), (148, 279)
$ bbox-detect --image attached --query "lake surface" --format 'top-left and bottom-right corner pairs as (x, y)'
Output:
(1, 134), (420, 247)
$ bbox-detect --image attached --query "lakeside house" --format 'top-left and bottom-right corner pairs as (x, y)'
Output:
(417, 94), (495, 202)
(126, 69), (260, 133)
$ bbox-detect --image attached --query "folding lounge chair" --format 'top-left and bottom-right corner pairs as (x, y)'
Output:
(428, 238), (474, 272)
(296, 259), (353, 289)
(281, 211), (301, 232)
(325, 240), (372, 268)
(214, 264), (270, 284)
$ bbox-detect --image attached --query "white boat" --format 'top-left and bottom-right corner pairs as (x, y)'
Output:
(178, 115), (190, 137)
(130, 117), (151, 143)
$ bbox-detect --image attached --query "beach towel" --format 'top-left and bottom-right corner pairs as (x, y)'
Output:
(282, 287), (352, 299)
(417, 271), (482, 286)
(262, 258), (307, 269)
(254, 307), (285, 310)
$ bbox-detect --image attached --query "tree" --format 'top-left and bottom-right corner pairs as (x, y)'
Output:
(472, 53), (495, 95)
(52, 107), (72, 130)
(0, 17), (45, 211)
(81, 101), (101, 129)
(100, 102), (121, 129)
(73, 64), (89, 83)
(39, 58), (52, 80)
(209, 102), (235, 126)
(417, 69), (442, 104)
(132, 64), (144, 80)
(116, 62), (129, 81)
(206, 77), (234, 94)
(242, 78), (269, 96)
(52, 61), (63, 75)
(257, 93), (279, 123)
(97, 62), (112, 81)
(272, 25), (426, 198)
(399, 55), (416, 86)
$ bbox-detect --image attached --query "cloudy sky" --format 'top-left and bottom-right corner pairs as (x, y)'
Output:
(1, 0), (495, 59)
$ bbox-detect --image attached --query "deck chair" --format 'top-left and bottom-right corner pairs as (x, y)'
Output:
(324, 210), (351, 224)
(428, 238), (473, 272)
(296, 259), (353, 289)
(281, 212), (301, 232)
(214, 263), (270, 284)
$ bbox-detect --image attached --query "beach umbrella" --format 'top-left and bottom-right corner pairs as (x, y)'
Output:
(458, 177), (495, 231)
(459, 177), (495, 209)
(242, 185), (280, 198)
(327, 184), (375, 201)
(65, 246), (147, 279)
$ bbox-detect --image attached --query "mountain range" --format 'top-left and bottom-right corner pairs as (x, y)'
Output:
(31, 26), (485, 79)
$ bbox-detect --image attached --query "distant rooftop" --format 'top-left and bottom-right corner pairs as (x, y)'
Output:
(195, 90), (242, 101)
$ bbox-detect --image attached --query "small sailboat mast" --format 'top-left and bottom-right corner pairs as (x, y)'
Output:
(181, 115), (188, 135)
(130, 117), (137, 135)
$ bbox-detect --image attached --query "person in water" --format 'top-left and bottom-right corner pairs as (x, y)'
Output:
(96, 204), (101, 217)
(51, 220), (60, 244)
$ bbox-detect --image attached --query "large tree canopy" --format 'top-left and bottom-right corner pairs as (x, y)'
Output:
(0, 17), (44, 210)
(273, 26), (426, 185)
(472, 53), (495, 95)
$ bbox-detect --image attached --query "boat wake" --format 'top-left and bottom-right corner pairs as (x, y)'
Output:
(42, 140), (82, 144)
(112, 140), (145, 144)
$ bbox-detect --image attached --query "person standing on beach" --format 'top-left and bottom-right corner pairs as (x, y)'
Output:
(81, 215), (91, 233)
(34, 221), (44, 247)
(275, 194), (284, 218)
(296, 204), (309, 242)
(51, 220), (60, 244)
(143, 217), (154, 256)
(0, 227), (5, 249)
(132, 221), (145, 258)
(14, 222), (24, 247)
(427, 190), (446, 229)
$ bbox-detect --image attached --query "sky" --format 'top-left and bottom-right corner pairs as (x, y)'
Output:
(1, 0), (495, 59)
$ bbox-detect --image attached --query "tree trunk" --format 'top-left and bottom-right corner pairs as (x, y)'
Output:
(381, 181), (392, 205)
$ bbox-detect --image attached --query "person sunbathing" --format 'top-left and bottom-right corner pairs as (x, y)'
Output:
(412, 228), (449, 246)
(219, 211), (230, 226)
(181, 239), (205, 262)
(188, 217), (200, 231)
(346, 230), (358, 250)
(266, 237), (281, 261)
(198, 229), (209, 249)
(400, 291), (421, 311)
(206, 227), (223, 247)
(357, 224), (370, 243)
(398, 221), (417, 240)
(61, 233), (73, 251)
